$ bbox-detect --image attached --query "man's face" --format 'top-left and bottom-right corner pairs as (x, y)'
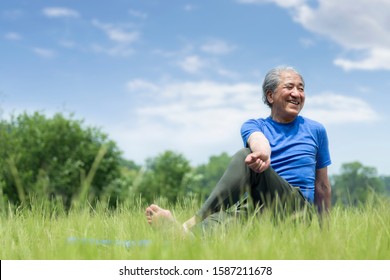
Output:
(267, 71), (305, 123)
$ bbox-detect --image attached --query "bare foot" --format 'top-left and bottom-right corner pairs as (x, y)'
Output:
(145, 204), (195, 239)
(145, 204), (176, 228)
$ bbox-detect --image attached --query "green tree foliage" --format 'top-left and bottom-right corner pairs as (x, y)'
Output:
(136, 150), (191, 203)
(0, 112), (123, 208)
(101, 158), (142, 207)
(380, 176), (390, 194)
(190, 152), (232, 199)
(332, 161), (385, 206)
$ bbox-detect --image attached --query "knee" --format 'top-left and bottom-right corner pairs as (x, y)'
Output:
(232, 148), (251, 161)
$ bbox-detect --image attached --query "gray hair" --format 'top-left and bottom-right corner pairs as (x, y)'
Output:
(262, 66), (305, 108)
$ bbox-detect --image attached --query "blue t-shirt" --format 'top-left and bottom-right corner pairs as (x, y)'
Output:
(241, 116), (331, 203)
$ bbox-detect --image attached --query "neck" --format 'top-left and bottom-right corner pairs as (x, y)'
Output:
(270, 114), (297, 124)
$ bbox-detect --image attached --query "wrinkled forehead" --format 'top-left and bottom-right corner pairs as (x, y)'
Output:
(279, 70), (304, 85)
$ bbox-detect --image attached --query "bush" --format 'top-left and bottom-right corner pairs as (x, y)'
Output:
(0, 112), (123, 208)
(136, 150), (191, 203)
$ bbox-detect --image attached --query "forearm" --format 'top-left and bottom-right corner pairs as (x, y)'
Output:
(247, 132), (271, 155)
(314, 182), (331, 214)
(246, 132), (271, 173)
(314, 167), (331, 215)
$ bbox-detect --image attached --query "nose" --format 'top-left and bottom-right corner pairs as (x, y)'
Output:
(290, 87), (299, 97)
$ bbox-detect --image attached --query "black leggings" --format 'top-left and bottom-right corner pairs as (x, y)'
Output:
(196, 148), (309, 224)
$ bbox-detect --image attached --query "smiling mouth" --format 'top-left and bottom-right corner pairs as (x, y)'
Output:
(288, 100), (300, 105)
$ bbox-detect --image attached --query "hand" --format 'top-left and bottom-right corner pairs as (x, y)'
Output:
(245, 151), (270, 173)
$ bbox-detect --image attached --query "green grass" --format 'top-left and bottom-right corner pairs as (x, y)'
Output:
(1, 197), (389, 260)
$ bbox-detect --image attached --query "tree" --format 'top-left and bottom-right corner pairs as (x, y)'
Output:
(101, 159), (142, 207)
(190, 152), (232, 199)
(331, 161), (385, 206)
(136, 150), (191, 203)
(380, 176), (390, 195)
(0, 112), (123, 208)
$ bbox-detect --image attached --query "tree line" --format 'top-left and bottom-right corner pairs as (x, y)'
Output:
(0, 112), (389, 210)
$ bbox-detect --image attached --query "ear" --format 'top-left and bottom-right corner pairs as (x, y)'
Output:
(266, 90), (274, 105)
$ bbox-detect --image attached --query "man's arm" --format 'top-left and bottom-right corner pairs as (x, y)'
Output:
(245, 131), (271, 173)
(314, 167), (332, 214)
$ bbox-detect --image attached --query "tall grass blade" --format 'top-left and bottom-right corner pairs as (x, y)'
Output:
(7, 157), (26, 204)
(72, 144), (108, 208)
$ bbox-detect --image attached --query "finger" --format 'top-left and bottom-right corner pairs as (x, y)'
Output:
(255, 159), (263, 168)
(249, 161), (262, 173)
(248, 161), (260, 170)
(257, 161), (265, 173)
(258, 161), (270, 173)
(245, 154), (256, 164)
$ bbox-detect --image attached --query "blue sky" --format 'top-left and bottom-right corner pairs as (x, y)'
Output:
(1, 0), (389, 175)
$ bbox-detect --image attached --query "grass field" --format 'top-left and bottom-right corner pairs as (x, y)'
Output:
(1, 196), (389, 260)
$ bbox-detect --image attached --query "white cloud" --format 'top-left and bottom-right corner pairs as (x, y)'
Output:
(126, 79), (159, 92)
(201, 39), (236, 55)
(238, 0), (390, 71)
(90, 20), (139, 56)
(178, 55), (207, 73)
(153, 41), (237, 76)
(184, 4), (196, 11)
(299, 37), (315, 48)
(176, 53), (239, 77)
(91, 44), (134, 57)
(4, 32), (22, 40)
(217, 68), (240, 79)
(293, 0), (390, 71)
(92, 20), (139, 44)
(334, 48), (390, 71)
(128, 9), (148, 19)
(304, 93), (380, 124)
(237, 0), (305, 8)
(42, 7), (80, 18)
(33, 48), (56, 58)
(121, 79), (263, 162)
(59, 40), (76, 49)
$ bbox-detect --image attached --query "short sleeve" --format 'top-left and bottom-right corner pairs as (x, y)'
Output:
(316, 125), (332, 169)
(240, 119), (265, 147)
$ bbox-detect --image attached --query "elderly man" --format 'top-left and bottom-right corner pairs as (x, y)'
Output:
(146, 66), (332, 234)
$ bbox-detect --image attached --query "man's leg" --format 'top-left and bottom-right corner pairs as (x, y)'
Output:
(196, 148), (308, 224)
(196, 148), (253, 221)
(249, 167), (310, 220)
